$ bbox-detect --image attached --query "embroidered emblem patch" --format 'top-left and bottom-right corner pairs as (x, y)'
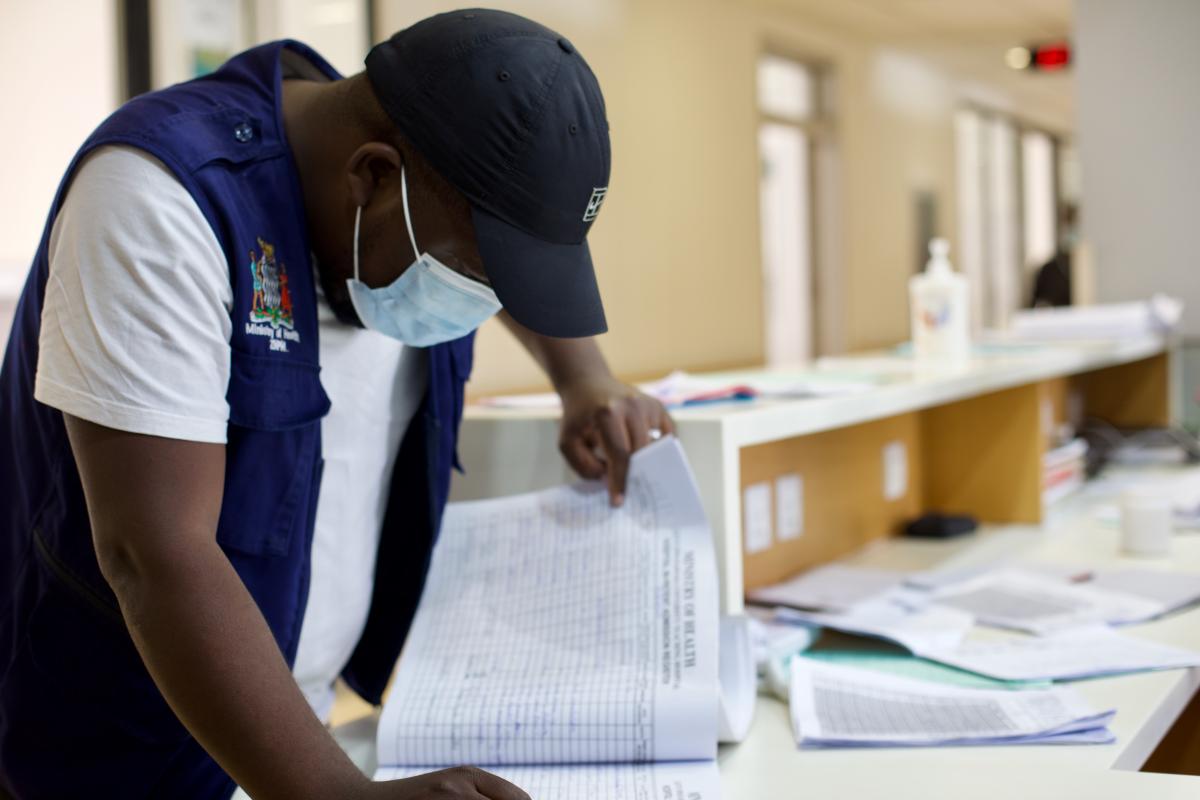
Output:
(582, 186), (607, 222)
(245, 237), (301, 352)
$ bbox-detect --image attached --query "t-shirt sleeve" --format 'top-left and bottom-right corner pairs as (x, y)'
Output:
(34, 144), (233, 443)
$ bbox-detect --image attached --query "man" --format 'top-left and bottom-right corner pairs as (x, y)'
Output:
(1030, 204), (1077, 308)
(0, 9), (672, 799)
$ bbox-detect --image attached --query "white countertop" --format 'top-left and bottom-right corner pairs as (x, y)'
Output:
(465, 336), (1169, 447)
(717, 469), (1200, 798)
(336, 463), (1200, 797)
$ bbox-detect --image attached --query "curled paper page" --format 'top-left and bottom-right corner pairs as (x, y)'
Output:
(376, 437), (721, 768)
(717, 616), (756, 743)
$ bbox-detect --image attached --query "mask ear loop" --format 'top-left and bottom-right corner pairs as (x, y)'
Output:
(352, 205), (363, 281)
(400, 163), (421, 262)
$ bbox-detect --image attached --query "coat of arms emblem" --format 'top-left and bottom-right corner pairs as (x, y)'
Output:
(248, 237), (294, 330)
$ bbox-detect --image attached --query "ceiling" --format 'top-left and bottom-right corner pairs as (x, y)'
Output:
(748, 0), (1075, 132)
(750, 0), (1071, 44)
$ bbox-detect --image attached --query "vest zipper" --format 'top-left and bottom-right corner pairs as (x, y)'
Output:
(32, 527), (124, 625)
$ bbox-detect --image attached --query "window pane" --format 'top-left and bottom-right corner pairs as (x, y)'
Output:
(758, 54), (814, 121)
(759, 122), (812, 364)
(1022, 130), (1057, 271)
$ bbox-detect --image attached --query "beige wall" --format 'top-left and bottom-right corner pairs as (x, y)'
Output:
(378, 0), (1066, 397)
(378, 0), (767, 396)
(0, 1), (1068, 391)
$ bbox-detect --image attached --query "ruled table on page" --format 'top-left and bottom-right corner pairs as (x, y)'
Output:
(376, 438), (719, 768)
(374, 761), (721, 800)
(790, 659), (1115, 747)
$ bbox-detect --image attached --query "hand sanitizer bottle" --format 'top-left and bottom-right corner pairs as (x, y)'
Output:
(909, 238), (969, 359)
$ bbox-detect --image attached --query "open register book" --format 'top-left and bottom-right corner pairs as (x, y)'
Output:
(373, 437), (750, 799)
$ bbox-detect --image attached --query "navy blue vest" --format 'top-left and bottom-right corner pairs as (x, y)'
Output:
(0, 41), (474, 798)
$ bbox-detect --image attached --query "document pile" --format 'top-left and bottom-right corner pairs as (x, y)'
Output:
(752, 560), (1200, 748)
(790, 660), (1115, 748)
(747, 564), (905, 612)
(372, 438), (752, 799)
(927, 569), (1162, 634)
(773, 596), (973, 655)
(1089, 568), (1200, 622)
(928, 567), (1200, 631)
(924, 625), (1200, 682)
(1005, 295), (1183, 341)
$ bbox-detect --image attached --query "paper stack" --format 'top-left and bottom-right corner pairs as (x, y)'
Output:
(1005, 295), (1183, 341)
(747, 564), (906, 612)
(773, 597), (974, 655)
(927, 569), (1162, 634)
(758, 563), (1200, 687)
(1088, 568), (1200, 624)
(790, 660), (1116, 749)
(922, 626), (1200, 682)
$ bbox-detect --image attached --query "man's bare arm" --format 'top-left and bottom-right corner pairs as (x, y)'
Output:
(498, 311), (674, 505)
(65, 415), (527, 800)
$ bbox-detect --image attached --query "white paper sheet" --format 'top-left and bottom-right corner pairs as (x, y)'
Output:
(922, 626), (1200, 681)
(1088, 568), (1200, 623)
(774, 597), (974, 655)
(375, 437), (720, 768)
(930, 570), (1161, 635)
(748, 564), (905, 612)
(1006, 295), (1183, 340)
(907, 562), (1094, 592)
(373, 761), (721, 799)
(789, 659), (1115, 748)
(774, 474), (804, 541)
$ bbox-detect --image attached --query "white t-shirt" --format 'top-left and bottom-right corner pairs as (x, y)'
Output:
(35, 144), (426, 722)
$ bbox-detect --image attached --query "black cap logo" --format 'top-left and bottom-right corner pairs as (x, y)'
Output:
(582, 187), (608, 223)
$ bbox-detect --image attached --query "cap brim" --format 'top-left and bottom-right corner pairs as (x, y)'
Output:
(471, 205), (607, 338)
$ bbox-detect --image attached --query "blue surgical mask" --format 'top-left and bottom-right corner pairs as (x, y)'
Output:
(346, 165), (501, 346)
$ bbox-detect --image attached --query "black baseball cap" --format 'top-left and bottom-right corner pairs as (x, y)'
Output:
(365, 9), (610, 338)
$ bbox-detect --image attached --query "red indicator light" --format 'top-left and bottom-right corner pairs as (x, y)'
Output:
(1031, 42), (1071, 71)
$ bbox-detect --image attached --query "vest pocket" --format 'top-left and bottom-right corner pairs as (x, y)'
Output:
(217, 352), (329, 557)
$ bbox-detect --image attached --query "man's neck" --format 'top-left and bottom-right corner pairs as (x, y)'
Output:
(281, 78), (366, 325)
(280, 77), (333, 209)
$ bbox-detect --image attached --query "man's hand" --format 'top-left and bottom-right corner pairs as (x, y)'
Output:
(557, 373), (675, 506)
(374, 768), (529, 800)
(497, 311), (676, 506)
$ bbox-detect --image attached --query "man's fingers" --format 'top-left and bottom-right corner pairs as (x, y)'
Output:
(468, 766), (532, 800)
(657, 405), (677, 437)
(560, 433), (606, 480)
(625, 403), (653, 453)
(597, 407), (632, 506)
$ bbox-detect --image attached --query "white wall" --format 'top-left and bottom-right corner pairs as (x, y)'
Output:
(0, 0), (120, 289)
(1075, 0), (1200, 337)
(0, 0), (120, 350)
(376, 0), (1065, 395)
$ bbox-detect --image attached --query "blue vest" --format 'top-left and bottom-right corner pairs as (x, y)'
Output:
(0, 41), (474, 799)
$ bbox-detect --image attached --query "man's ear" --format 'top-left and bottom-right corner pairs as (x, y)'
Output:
(345, 142), (403, 208)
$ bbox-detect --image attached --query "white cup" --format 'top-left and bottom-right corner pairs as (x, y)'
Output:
(1120, 487), (1173, 557)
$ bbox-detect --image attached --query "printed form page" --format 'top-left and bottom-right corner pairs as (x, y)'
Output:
(790, 659), (1114, 747)
(375, 437), (719, 769)
(374, 762), (721, 800)
(930, 570), (1160, 634)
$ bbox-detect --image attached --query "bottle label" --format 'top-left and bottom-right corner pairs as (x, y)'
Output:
(921, 299), (952, 330)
